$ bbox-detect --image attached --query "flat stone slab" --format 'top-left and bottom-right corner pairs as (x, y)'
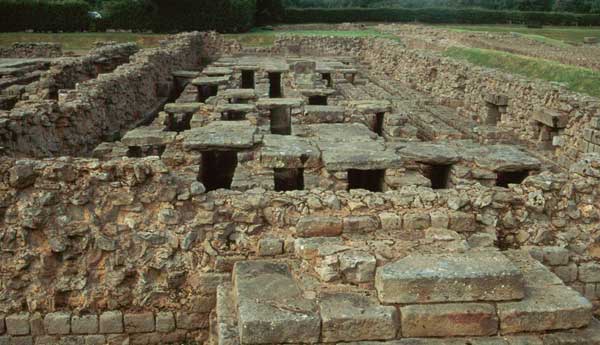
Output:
(392, 141), (461, 165)
(497, 285), (592, 334)
(172, 70), (201, 78)
(215, 283), (240, 345)
(256, 98), (304, 109)
(375, 251), (525, 304)
(533, 109), (568, 129)
(294, 237), (347, 260)
(121, 127), (177, 147)
(182, 121), (259, 150)
(401, 303), (498, 337)
(220, 89), (257, 100)
(192, 76), (230, 86)
(296, 123), (379, 143)
(320, 143), (403, 171)
(260, 134), (321, 168)
(216, 104), (257, 113)
(350, 100), (392, 113)
(319, 292), (398, 342)
(233, 261), (320, 344)
(164, 102), (203, 114)
(458, 143), (542, 172)
(299, 88), (336, 97)
(304, 105), (345, 123)
(203, 66), (233, 76)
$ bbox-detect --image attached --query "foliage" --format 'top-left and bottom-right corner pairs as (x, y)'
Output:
(443, 46), (600, 97)
(0, 0), (91, 32)
(283, 7), (600, 25)
(256, 0), (285, 24)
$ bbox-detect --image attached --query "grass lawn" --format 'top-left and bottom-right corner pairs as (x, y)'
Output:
(0, 32), (167, 53)
(225, 28), (400, 47)
(444, 46), (600, 97)
(442, 24), (600, 45)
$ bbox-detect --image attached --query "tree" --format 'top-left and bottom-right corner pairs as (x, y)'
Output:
(256, 0), (284, 24)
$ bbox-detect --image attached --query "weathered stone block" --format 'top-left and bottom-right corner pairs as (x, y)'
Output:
(106, 334), (129, 345)
(533, 109), (568, 129)
(403, 212), (431, 230)
(155, 312), (175, 333)
(579, 262), (600, 283)
(296, 216), (342, 237)
(84, 335), (106, 345)
(71, 315), (98, 334)
(257, 238), (283, 256)
(233, 261), (320, 344)
(339, 250), (376, 284)
(8, 336), (33, 345)
(124, 313), (154, 334)
(320, 292), (398, 342)
(0, 336), (7, 345)
(343, 215), (379, 233)
(497, 285), (592, 334)
(43, 312), (70, 335)
(28, 313), (43, 336)
(6, 313), (30, 336)
(99, 311), (123, 334)
(175, 312), (207, 330)
(401, 303), (498, 337)
(542, 246), (569, 266)
(0, 315), (4, 334)
(375, 251), (525, 304)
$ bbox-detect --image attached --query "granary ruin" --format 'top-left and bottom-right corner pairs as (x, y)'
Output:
(1, 30), (600, 345)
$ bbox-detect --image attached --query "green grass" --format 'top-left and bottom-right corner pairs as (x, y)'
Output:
(442, 24), (600, 45)
(444, 46), (600, 97)
(0, 32), (167, 53)
(225, 29), (399, 47)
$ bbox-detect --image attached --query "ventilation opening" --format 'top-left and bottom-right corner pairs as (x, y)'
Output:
(127, 145), (166, 158)
(485, 102), (501, 125)
(347, 169), (385, 192)
(268, 72), (282, 98)
(374, 112), (385, 136)
(496, 170), (529, 188)
(232, 98), (249, 104)
(200, 151), (238, 191)
(423, 164), (452, 189)
(274, 168), (304, 191)
(344, 73), (355, 84)
(221, 111), (246, 121)
(270, 106), (291, 135)
(199, 85), (218, 102)
(322, 73), (332, 87)
(241, 70), (255, 89)
(167, 113), (193, 132)
(308, 95), (328, 105)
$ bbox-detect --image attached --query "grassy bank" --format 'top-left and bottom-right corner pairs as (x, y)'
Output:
(225, 29), (399, 47)
(0, 32), (167, 53)
(443, 46), (600, 97)
(442, 24), (600, 44)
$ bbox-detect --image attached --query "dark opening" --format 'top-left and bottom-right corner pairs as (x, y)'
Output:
(221, 111), (246, 121)
(322, 73), (332, 87)
(423, 164), (452, 189)
(374, 112), (385, 136)
(268, 72), (282, 98)
(347, 169), (385, 192)
(496, 170), (529, 188)
(167, 113), (193, 132)
(127, 145), (166, 158)
(199, 85), (218, 102)
(200, 151), (238, 191)
(270, 106), (291, 135)
(308, 95), (328, 105)
(485, 103), (501, 125)
(344, 73), (355, 84)
(232, 98), (249, 104)
(241, 70), (255, 89)
(429, 68), (438, 80)
(274, 168), (304, 191)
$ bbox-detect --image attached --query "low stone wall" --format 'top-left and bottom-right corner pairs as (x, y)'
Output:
(0, 32), (208, 158)
(266, 35), (600, 165)
(0, 42), (62, 58)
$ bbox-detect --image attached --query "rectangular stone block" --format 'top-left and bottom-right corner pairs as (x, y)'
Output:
(533, 109), (568, 129)
(320, 292), (398, 342)
(0, 336), (7, 345)
(0, 315), (4, 334)
(155, 312), (175, 333)
(215, 283), (239, 345)
(498, 285), (592, 334)
(295, 216), (342, 237)
(401, 303), (498, 337)
(124, 313), (154, 334)
(99, 311), (123, 334)
(8, 336), (33, 345)
(43, 312), (70, 335)
(376, 252), (525, 304)
(579, 262), (600, 283)
(28, 313), (43, 336)
(175, 312), (208, 330)
(233, 261), (320, 344)
(71, 315), (98, 334)
(6, 314), (30, 336)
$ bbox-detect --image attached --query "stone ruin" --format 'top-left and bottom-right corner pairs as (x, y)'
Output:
(1, 31), (600, 345)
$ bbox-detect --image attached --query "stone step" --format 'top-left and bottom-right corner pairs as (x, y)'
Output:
(232, 261), (321, 345)
(214, 283), (239, 345)
(375, 251), (525, 304)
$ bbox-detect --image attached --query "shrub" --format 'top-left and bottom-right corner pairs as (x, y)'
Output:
(0, 0), (91, 32)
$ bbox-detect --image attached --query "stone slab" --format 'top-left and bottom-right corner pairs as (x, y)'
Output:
(401, 303), (498, 337)
(320, 292), (398, 342)
(233, 261), (320, 344)
(497, 285), (592, 334)
(182, 121), (258, 150)
(121, 127), (176, 147)
(320, 143), (402, 171)
(260, 134), (320, 168)
(220, 89), (257, 100)
(192, 76), (230, 86)
(375, 251), (525, 304)
(303, 105), (345, 123)
(295, 216), (342, 238)
(350, 100), (392, 113)
(203, 67), (233, 76)
(256, 98), (304, 109)
(533, 109), (568, 129)
(164, 102), (203, 114)
(216, 283), (240, 345)
(216, 104), (257, 113)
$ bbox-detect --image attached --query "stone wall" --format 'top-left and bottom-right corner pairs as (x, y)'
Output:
(0, 42), (62, 58)
(264, 35), (600, 165)
(0, 32), (208, 158)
